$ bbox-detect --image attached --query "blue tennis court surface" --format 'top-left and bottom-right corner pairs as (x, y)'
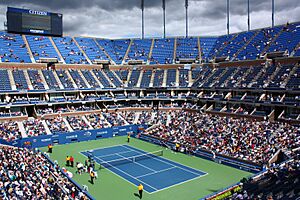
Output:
(81, 145), (207, 193)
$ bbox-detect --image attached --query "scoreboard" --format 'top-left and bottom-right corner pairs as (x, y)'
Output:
(7, 7), (63, 36)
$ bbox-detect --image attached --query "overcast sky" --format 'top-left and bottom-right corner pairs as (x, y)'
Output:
(0, 0), (300, 39)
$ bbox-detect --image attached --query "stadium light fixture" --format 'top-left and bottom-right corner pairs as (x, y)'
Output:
(248, 0), (250, 31)
(227, 0), (230, 35)
(141, 0), (145, 39)
(185, 0), (188, 38)
(272, 0), (275, 28)
(162, 0), (166, 38)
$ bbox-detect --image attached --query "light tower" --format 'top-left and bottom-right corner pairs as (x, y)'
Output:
(185, 0), (188, 38)
(141, 0), (145, 39)
(162, 0), (166, 38)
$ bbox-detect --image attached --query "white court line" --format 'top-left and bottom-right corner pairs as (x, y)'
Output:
(83, 144), (129, 153)
(115, 153), (156, 173)
(136, 166), (177, 179)
(81, 145), (208, 194)
(79, 151), (157, 193)
(150, 173), (209, 194)
(92, 155), (159, 191)
(123, 145), (207, 176)
(95, 150), (134, 159)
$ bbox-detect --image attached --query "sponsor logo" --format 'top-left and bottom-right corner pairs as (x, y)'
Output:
(97, 131), (107, 135)
(41, 138), (51, 142)
(30, 29), (44, 34)
(66, 135), (77, 139)
(119, 128), (126, 132)
(29, 10), (47, 16)
(84, 131), (92, 137)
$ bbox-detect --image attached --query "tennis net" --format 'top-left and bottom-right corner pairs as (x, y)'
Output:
(99, 150), (163, 169)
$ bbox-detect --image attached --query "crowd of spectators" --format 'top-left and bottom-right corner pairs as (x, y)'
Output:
(143, 110), (299, 165)
(102, 111), (127, 127)
(24, 118), (47, 137)
(228, 159), (300, 200)
(67, 116), (90, 131)
(46, 117), (69, 134)
(0, 145), (88, 199)
(0, 121), (21, 142)
(85, 113), (110, 129)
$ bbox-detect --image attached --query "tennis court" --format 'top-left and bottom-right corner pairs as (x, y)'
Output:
(81, 144), (207, 193)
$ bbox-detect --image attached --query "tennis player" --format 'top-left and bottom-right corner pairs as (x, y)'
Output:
(48, 144), (53, 153)
(138, 183), (143, 199)
(127, 133), (130, 143)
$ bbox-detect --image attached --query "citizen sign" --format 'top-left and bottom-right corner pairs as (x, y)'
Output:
(29, 10), (47, 16)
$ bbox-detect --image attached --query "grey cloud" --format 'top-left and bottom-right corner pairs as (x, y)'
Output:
(0, 0), (299, 38)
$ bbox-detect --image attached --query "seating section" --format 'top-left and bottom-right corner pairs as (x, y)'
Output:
(53, 36), (87, 64)
(92, 69), (112, 88)
(126, 39), (152, 62)
(102, 112), (126, 126)
(69, 69), (88, 88)
(75, 37), (109, 62)
(0, 145), (87, 199)
(86, 113), (110, 129)
(267, 22), (300, 54)
(12, 70), (29, 90)
(0, 121), (21, 141)
(46, 116), (68, 134)
(0, 21), (299, 64)
(286, 65), (300, 89)
(140, 70), (152, 88)
(103, 70), (123, 87)
(153, 69), (164, 87)
(67, 116), (90, 130)
(0, 70), (12, 91)
(176, 37), (199, 60)
(178, 69), (189, 87)
(217, 31), (256, 60)
(24, 118), (47, 137)
(200, 37), (218, 61)
(42, 70), (60, 90)
(238, 26), (281, 60)
(57, 70), (75, 89)
(166, 69), (176, 87)
(28, 69), (45, 90)
(236, 160), (300, 199)
(143, 110), (299, 165)
(0, 32), (31, 63)
(96, 39), (130, 64)
(26, 35), (59, 61)
(150, 38), (174, 64)
(207, 34), (234, 59)
(81, 69), (101, 88)
(127, 69), (141, 87)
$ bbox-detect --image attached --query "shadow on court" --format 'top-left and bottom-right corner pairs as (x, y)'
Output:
(134, 193), (141, 199)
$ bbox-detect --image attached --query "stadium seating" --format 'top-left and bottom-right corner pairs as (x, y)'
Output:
(56, 69), (75, 89)
(26, 35), (59, 61)
(27, 69), (45, 90)
(150, 38), (174, 64)
(42, 69), (61, 90)
(96, 39), (130, 64)
(0, 69), (12, 91)
(12, 69), (29, 90)
(75, 37), (109, 62)
(53, 36), (87, 64)
(176, 37), (199, 60)
(0, 32), (31, 63)
(126, 39), (152, 62)
(140, 70), (152, 88)
(0, 145), (88, 199)
(267, 22), (300, 55)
